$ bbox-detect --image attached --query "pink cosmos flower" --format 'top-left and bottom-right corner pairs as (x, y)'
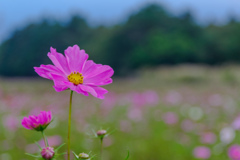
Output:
(228, 145), (240, 160)
(34, 45), (114, 99)
(21, 111), (52, 131)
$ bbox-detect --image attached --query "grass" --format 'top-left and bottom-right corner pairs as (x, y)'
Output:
(1, 65), (240, 160)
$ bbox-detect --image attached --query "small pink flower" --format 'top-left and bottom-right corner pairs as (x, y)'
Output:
(193, 146), (211, 159)
(228, 145), (240, 160)
(200, 132), (216, 144)
(34, 45), (114, 99)
(21, 111), (52, 131)
(41, 147), (55, 160)
(162, 112), (178, 125)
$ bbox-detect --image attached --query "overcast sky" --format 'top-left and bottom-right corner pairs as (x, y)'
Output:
(1, 0), (240, 43)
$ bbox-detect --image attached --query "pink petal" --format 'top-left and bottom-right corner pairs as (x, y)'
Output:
(80, 85), (108, 99)
(41, 111), (48, 125)
(29, 116), (38, 123)
(34, 65), (64, 80)
(82, 60), (101, 76)
(47, 111), (52, 123)
(22, 123), (30, 129)
(52, 79), (71, 92)
(64, 45), (89, 72)
(51, 73), (68, 81)
(69, 84), (89, 96)
(83, 65), (114, 86)
(22, 118), (32, 129)
(47, 47), (71, 75)
(27, 118), (37, 129)
(38, 113), (45, 125)
(46, 111), (52, 123)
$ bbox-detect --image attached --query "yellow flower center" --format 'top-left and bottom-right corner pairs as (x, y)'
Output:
(67, 71), (84, 85)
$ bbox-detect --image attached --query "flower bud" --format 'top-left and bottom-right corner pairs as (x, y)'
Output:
(41, 147), (55, 160)
(79, 152), (89, 159)
(97, 130), (107, 137)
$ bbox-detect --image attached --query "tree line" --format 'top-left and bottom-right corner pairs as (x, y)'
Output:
(0, 4), (240, 76)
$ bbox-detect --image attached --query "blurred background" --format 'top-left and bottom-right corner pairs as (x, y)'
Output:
(1, 0), (240, 159)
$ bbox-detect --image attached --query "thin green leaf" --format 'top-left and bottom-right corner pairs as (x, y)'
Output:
(25, 153), (41, 158)
(55, 143), (65, 152)
(92, 129), (97, 137)
(72, 151), (79, 159)
(89, 154), (97, 160)
(34, 141), (42, 150)
(105, 128), (116, 137)
(124, 151), (130, 160)
(56, 152), (67, 156)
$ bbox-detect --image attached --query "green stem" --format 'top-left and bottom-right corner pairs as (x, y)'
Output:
(41, 131), (49, 147)
(100, 138), (103, 160)
(67, 90), (73, 160)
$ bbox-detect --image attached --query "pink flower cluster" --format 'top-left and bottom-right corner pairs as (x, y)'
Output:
(21, 111), (52, 131)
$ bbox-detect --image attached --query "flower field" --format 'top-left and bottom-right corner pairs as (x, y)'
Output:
(1, 65), (240, 160)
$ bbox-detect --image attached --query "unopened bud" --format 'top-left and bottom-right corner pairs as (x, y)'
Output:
(41, 147), (55, 160)
(97, 130), (107, 137)
(79, 152), (89, 159)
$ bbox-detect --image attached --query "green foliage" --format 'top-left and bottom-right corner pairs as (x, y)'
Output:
(0, 4), (240, 76)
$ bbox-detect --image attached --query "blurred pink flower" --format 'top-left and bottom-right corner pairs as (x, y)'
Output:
(0, 140), (13, 151)
(103, 137), (114, 147)
(101, 92), (117, 115)
(25, 135), (62, 154)
(200, 132), (216, 144)
(162, 112), (178, 125)
(228, 145), (240, 160)
(2, 115), (19, 131)
(232, 116), (240, 130)
(143, 90), (159, 106)
(128, 108), (143, 122)
(34, 45), (114, 99)
(25, 144), (38, 154)
(193, 146), (211, 159)
(39, 135), (62, 148)
(131, 92), (146, 108)
(208, 94), (222, 107)
(120, 120), (132, 133)
(21, 111), (52, 131)
(164, 91), (182, 105)
(181, 119), (195, 132)
(130, 91), (159, 109)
